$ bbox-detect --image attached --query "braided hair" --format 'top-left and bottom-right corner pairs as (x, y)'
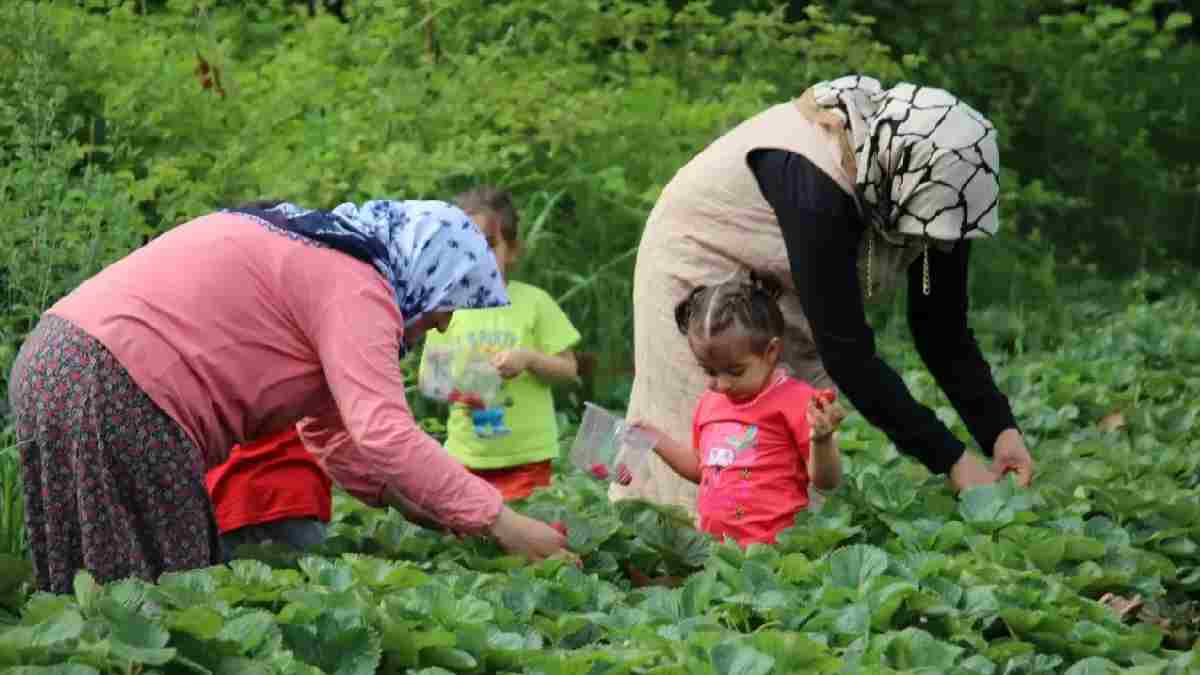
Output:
(674, 271), (785, 354)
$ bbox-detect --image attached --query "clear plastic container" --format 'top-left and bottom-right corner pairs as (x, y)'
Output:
(456, 349), (502, 408)
(418, 345), (502, 409)
(418, 344), (457, 401)
(569, 402), (657, 484)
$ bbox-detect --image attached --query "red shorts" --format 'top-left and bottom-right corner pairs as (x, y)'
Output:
(468, 460), (553, 501)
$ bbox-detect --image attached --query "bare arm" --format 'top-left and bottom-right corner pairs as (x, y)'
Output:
(805, 397), (844, 491)
(526, 349), (578, 382)
(807, 433), (843, 491)
(492, 349), (578, 383)
(646, 429), (702, 484)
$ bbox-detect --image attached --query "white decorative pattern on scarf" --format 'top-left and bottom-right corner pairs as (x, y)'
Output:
(231, 200), (510, 331)
(809, 75), (1001, 243)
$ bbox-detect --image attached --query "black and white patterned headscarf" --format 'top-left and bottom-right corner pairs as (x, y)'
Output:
(810, 75), (1000, 243)
(806, 75), (1000, 299)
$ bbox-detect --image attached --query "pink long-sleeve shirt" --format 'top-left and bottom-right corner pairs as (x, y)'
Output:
(48, 212), (503, 533)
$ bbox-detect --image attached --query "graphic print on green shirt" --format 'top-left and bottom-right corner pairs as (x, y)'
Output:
(419, 281), (581, 470)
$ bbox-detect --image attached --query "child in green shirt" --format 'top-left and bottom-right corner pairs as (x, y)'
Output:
(420, 186), (581, 501)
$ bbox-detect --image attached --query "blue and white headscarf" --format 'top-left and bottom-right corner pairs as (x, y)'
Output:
(226, 200), (510, 332)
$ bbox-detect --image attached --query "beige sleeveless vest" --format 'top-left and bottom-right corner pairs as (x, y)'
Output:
(641, 100), (858, 292)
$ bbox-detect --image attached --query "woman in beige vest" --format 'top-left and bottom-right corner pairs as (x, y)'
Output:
(612, 75), (1034, 514)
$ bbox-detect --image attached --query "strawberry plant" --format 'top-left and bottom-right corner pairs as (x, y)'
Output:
(3, 277), (1200, 673)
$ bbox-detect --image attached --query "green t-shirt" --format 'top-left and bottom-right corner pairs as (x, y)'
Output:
(419, 280), (581, 469)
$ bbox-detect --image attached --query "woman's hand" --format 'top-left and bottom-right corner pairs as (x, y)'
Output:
(486, 506), (569, 562)
(991, 428), (1034, 487)
(949, 429), (1033, 492)
(948, 452), (996, 492)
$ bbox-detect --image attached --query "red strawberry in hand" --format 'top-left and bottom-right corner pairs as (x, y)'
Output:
(550, 521), (568, 537)
(815, 389), (838, 406)
(589, 463), (610, 480)
(616, 463), (633, 485)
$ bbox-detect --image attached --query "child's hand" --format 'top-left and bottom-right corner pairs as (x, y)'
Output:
(627, 419), (667, 449)
(808, 389), (845, 440)
(491, 349), (532, 379)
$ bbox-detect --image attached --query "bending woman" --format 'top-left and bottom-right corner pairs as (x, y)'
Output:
(8, 199), (566, 593)
(613, 75), (1034, 514)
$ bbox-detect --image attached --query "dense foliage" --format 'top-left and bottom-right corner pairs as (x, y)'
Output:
(2, 0), (1196, 393)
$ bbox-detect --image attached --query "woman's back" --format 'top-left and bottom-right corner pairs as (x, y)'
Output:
(50, 211), (400, 467)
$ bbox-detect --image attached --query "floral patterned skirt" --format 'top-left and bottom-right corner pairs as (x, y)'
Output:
(8, 314), (221, 594)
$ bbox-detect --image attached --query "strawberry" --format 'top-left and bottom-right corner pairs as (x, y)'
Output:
(550, 521), (569, 537)
(815, 389), (838, 405)
(589, 463), (610, 480)
(616, 463), (633, 485)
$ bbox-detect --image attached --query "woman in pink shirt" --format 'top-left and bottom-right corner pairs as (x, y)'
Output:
(7, 199), (566, 593)
(634, 272), (845, 547)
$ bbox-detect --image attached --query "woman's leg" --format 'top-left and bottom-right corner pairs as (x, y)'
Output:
(11, 314), (220, 593)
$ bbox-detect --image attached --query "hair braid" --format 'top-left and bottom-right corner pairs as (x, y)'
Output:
(673, 271), (785, 353)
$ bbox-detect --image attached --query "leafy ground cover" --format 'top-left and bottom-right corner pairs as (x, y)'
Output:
(3, 280), (1200, 674)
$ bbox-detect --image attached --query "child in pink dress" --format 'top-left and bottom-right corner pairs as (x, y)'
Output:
(635, 272), (845, 547)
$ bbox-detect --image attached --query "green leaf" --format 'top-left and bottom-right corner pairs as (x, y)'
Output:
(102, 600), (170, 649)
(346, 556), (428, 590)
(879, 628), (964, 670)
(959, 482), (1017, 532)
(1064, 657), (1121, 674)
(828, 545), (889, 591)
(31, 609), (84, 647)
(154, 570), (218, 608)
(213, 657), (273, 675)
(1062, 536), (1107, 561)
(229, 559), (277, 590)
(745, 631), (841, 673)
(217, 610), (278, 654)
(1027, 538), (1066, 571)
(107, 639), (177, 666)
(420, 646), (478, 671)
(710, 641), (775, 675)
(73, 571), (100, 611)
(868, 580), (920, 630)
(169, 605), (225, 641)
(297, 557), (354, 592)
(286, 618), (380, 675)
(960, 654), (997, 674)
(1165, 12), (1193, 31)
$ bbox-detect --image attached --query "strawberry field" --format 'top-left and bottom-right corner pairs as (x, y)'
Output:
(2, 275), (1200, 674)
(2, 0), (1200, 673)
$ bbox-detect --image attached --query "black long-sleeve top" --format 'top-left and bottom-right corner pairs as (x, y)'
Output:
(749, 148), (1018, 475)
